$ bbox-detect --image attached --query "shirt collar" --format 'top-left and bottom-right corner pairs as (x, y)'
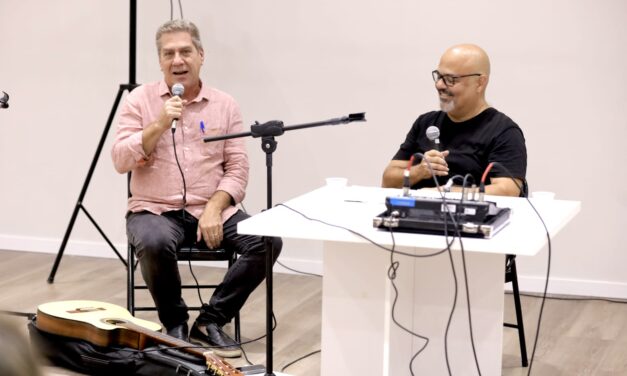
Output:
(158, 80), (210, 103)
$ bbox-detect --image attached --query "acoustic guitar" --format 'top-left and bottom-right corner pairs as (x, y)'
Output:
(36, 300), (243, 376)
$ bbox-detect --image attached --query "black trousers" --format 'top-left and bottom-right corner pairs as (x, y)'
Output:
(127, 209), (282, 330)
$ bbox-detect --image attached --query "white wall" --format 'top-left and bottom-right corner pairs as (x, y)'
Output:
(1, 1), (625, 297)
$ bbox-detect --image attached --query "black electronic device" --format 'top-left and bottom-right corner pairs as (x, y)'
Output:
(373, 195), (511, 238)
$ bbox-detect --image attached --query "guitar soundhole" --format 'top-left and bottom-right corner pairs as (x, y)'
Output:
(102, 318), (128, 325)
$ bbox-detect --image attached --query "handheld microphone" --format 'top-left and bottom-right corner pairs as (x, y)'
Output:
(426, 125), (440, 150)
(170, 83), (185, 132)
(0, 91), (9, 109)
(402, 155), (416, 197)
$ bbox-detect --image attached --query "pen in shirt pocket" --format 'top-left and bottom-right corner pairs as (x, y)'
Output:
(200, 120), (205, 134)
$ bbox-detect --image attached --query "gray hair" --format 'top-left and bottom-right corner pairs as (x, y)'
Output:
(155, 19), (203, 54)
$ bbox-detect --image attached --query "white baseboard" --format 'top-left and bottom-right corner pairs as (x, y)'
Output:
(0, 233), (323, 276)
(2, 234), (625, 298)
(510, 274), (627, 300)
(0, 233), (128, 259)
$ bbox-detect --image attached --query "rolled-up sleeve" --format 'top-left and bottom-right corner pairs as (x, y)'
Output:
(111, 89), (150, 174)
(216, 101), (249, 204)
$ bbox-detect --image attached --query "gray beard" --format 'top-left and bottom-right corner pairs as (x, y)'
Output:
(439, 99), (455, 113)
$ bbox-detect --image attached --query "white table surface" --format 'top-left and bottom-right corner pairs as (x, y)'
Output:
(237, 185), (581, 375)
(239, 185), (581, 257)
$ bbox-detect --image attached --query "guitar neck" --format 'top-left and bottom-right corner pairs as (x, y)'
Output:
(119, 321), (242, 376)
(121, 321), (203, 356)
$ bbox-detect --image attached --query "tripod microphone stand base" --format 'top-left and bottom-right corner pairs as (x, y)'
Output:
(47, 83), (137, 283)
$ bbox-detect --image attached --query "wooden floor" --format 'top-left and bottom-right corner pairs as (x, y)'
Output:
(1, 249), (626, 376)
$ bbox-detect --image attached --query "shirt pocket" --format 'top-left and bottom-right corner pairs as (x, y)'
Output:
(199, 126), (225, 158)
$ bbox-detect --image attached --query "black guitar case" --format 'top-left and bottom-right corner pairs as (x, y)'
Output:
(28, 316), (209, 376)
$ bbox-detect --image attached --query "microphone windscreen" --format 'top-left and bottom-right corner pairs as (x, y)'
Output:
(171, 83), (185, 97)
(426, 125), (440, 141)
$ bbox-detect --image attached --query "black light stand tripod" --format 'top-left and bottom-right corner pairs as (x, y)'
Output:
(47, 0), (139, 283)
(203, 112), (366, 375)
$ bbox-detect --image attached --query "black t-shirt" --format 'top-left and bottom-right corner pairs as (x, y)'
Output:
(393, 108), (527, 189)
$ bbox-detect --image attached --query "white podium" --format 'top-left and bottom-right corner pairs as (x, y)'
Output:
(238, 186), (580, 375)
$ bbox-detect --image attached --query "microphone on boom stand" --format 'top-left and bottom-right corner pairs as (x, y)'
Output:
(0, 91), (9, 109)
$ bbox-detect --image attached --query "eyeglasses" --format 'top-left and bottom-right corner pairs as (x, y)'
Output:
(432, 70), (481, 87)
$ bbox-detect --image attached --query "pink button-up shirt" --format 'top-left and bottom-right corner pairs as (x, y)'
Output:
(111, 81), (249, 223)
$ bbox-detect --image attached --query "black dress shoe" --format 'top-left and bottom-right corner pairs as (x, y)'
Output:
(166, 322), (189, 342)
(189, 322), (241, 358)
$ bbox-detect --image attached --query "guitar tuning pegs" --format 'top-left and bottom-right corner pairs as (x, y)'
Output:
(207, 363), (221, 376)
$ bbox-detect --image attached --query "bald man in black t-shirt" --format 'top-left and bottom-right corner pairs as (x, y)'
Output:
(382, 44), (527, 197)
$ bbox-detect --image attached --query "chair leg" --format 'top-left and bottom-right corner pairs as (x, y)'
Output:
(510, 258), (529, 367)
(234, 313), (241, 343)
(127, 244), (136, 315)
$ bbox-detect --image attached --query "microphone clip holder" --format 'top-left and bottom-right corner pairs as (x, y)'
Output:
(251, 120), (285, 138)
(0, 91), (9, 109)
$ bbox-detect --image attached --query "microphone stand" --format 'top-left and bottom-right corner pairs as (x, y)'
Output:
(203, 112), (366, 375)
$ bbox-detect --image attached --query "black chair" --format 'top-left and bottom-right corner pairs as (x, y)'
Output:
(127, 243), (241, 342)
(503, 179), (529, 367)
(124, 171), (240, 341)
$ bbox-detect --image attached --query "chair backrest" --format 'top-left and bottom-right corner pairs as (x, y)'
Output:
(519, 179), (529, 198)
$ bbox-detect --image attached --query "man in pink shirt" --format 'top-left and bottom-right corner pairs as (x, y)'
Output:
(111, 19), (282, 358)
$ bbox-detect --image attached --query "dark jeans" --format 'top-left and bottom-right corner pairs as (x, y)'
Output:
(127, 209), (282, 329)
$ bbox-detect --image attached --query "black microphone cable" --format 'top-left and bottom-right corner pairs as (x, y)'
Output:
(488, 161), (552, 376)
(169, 83), (188, 221)
(275, 152), (501, 376)
(167, 92), (206, 310)
(164, 101), (285, 366)
(278, 203), (455, 259)
(278, 202), (435, 376)
(511, 292), (627, 304)
(276, 260), (322, 278)
(277, 154), (484, 375)
(240, 201), (322, 278)
(412, 153), (483, 376)
(412, 153), (459, 376)
(441, 202), (460, 376)
(172, 131), (228, 315)
(169, 0), (184, 20)
(172, 133), (282, 356)
(457, 173), (483, 376)
(280, 350), (321, 373)
(170, 126), (207, 312)
(278, 200), (476, 375)
(277, 151), (479, 376)
(280, 162), (479, 376)
(442, 171), (480, 375)
(386, 226), (431, 376)
(171, 130), (188, 218)
(270, 160), (548, 375)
